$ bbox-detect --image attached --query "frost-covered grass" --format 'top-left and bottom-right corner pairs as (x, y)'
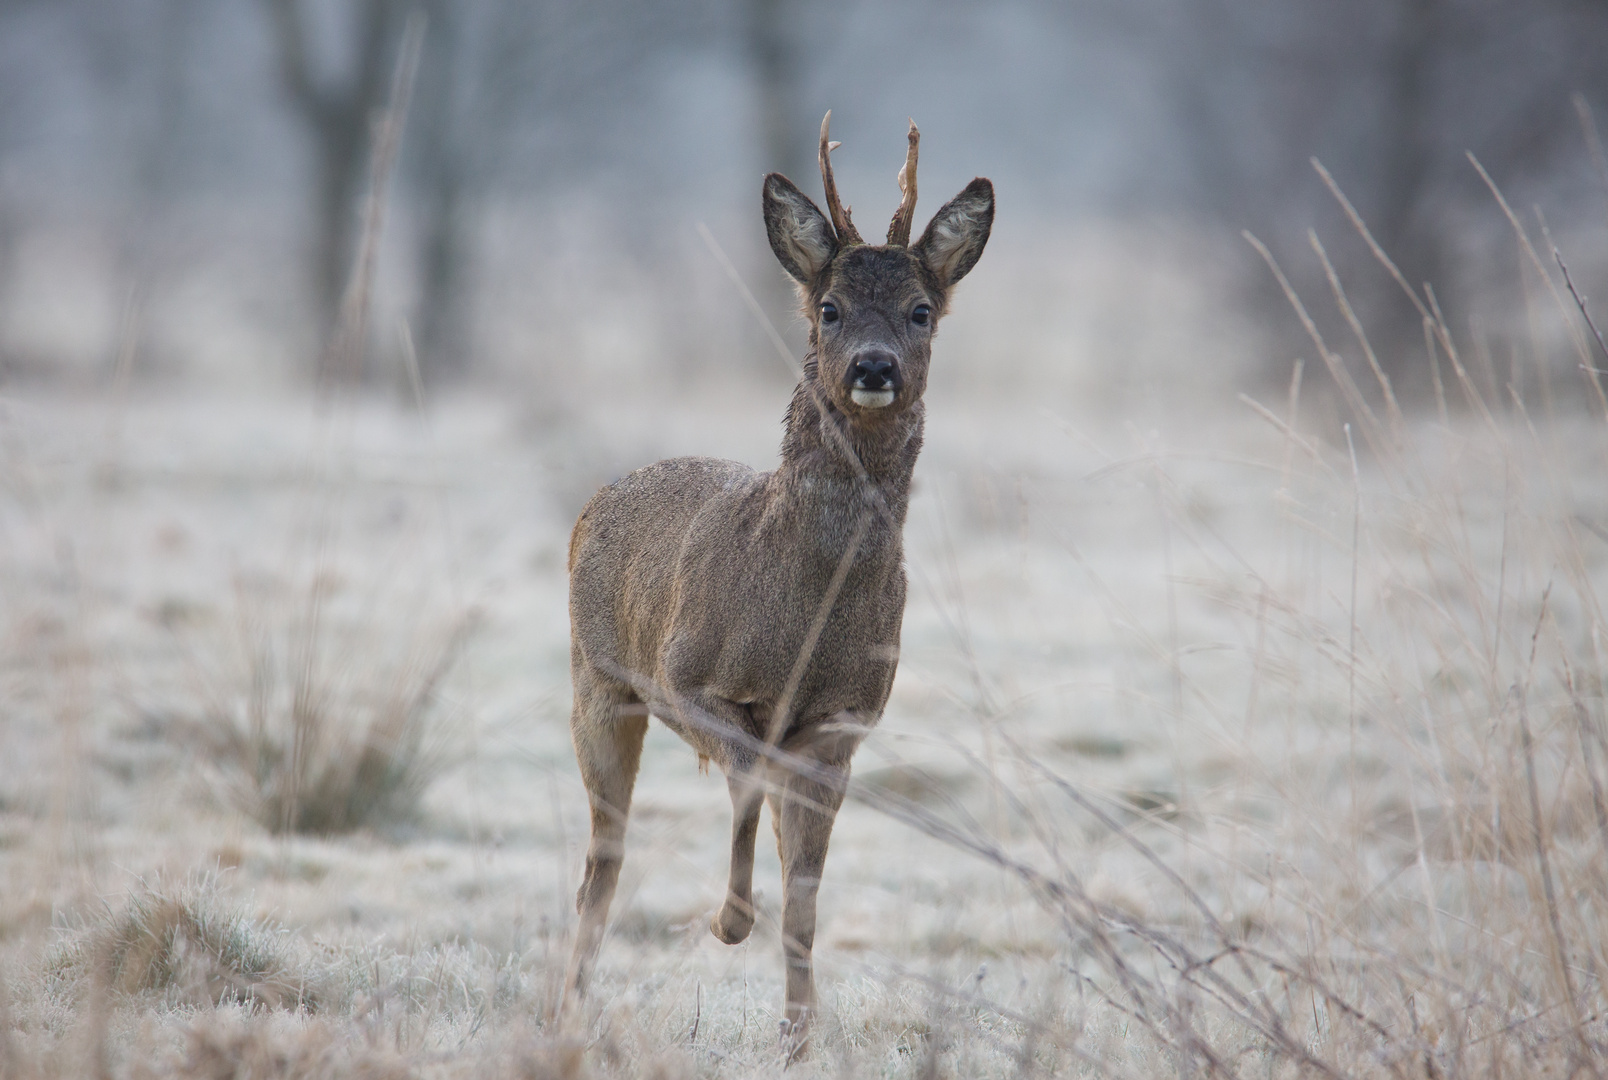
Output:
(2, 301), (1608, 1078)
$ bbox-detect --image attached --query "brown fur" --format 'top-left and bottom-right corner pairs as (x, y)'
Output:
(562, 121), (993, 1055)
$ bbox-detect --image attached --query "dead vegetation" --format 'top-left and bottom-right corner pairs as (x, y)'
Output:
(197, 608), (475, 836)
(45, 875), (312, 1011)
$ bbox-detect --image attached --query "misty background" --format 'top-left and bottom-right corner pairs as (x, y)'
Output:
(2, 0), (1607, 413)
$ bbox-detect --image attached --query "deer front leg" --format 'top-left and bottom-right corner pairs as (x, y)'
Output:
(563, 669), (649, 1009)
(658, 642), (773, 947)
(711, 749), (763, 944)
(773, 752), (849, 1059)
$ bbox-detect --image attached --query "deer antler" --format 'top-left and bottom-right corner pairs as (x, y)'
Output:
(886, 119), (919, 247)
(819, 111), (864, 246)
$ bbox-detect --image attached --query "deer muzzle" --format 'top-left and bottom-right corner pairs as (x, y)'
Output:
(846, 349), (901, 409)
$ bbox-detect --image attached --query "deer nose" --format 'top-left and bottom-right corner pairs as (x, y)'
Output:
(847, 351), (899, 391)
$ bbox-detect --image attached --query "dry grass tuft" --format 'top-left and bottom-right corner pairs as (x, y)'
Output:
(48, 876), (313, 1012)
(490, 1037), (590, 1080)
(167, 1014), (394, 1080)
(200, 612), (475, 836)
(158, 1015), (594, 1080)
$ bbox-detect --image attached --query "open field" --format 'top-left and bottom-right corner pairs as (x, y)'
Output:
(2, 344), (1608, 1076)
(2, 1), (1606, 1075)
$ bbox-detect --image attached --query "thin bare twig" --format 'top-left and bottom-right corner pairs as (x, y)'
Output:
(1467, 153), (1608, 421)
(1345, 423), (1362, 835)
(1243, 231), (1386, 458)
(1515, 585), (1601, 1076)
(1574, 93), (1608, 217)
(1551, 245), (1608, 369)
(319, 12), (424, 391)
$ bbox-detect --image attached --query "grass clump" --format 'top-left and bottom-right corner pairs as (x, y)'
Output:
(165, 1014), (593, 1080)
(169, 1014), (411, 1080)
(202, 609), (474, 836)
(49, 876), (314, 1012)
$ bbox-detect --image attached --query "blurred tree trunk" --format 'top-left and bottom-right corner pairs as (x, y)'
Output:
(117, 0), (200, 378)
(746, 0), (809, 361)
(264, 0), (402, 374)
(1364, 0), (1443, 389)
(1375, 0), (1438, 286)
(409, 0), (472, 384)
(749, 0), (807, 191)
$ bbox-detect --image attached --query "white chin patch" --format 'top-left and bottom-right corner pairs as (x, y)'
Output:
(851, 388), (896, 409)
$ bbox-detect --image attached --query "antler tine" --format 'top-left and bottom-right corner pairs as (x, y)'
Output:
(886, 119), (920, 247)
(819, 110), (864, 246)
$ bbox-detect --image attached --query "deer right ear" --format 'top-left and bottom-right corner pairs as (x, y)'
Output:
(763, 173), (838, 284)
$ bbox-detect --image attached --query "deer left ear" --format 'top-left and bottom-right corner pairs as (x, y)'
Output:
(914, 178), (993, 288)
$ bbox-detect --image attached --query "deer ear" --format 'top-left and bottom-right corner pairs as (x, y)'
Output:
(914, 178), (993, 288)
(764, 173), (838, 284)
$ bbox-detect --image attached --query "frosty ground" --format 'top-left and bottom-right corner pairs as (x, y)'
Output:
(2, 371), (1606, 1077)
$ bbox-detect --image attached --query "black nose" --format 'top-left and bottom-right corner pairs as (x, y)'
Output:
(848, 351), (898, 390)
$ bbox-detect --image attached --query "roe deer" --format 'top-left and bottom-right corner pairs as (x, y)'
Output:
(563, 112), (993, 1054)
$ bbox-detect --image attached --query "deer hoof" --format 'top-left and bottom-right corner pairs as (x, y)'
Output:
(710, 904), (754, 944)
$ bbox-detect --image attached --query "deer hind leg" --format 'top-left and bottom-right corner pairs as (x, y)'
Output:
(772, 751), (850, 1060)
(563, 668), (649, 1004)
(711, 748), (763, 944)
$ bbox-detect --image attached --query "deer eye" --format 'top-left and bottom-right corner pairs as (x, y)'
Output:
(820, 301), (839, 323)
(911, 304), (931, 326)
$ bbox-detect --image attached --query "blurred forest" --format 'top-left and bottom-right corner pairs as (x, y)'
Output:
(0, 0), (1606, 407)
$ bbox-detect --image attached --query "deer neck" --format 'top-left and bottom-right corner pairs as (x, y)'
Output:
(776, 363), (924, 528)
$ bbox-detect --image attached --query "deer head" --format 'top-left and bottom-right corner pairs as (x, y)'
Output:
(762, 112), (994, 420)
